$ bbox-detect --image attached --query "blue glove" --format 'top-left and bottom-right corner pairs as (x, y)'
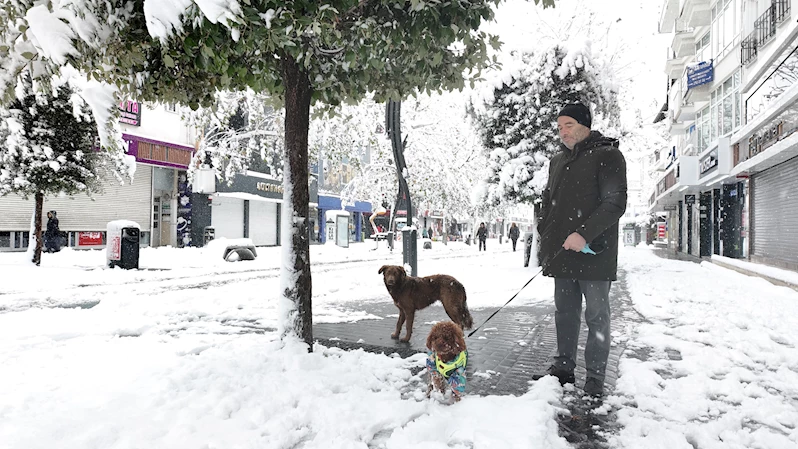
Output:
(581, 244), (597, 255)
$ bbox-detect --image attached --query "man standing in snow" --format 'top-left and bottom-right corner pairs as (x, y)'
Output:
(533, 103), (627, 398)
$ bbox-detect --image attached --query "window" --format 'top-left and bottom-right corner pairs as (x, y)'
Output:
(166, 102), (179, 114)
(15, 232), (29, 249)
(696, 32), (711, 63)
(697, 70), (742, 151)
(698, 106), (711, 152)
(0, 232), (10, 248)
(711, 0), (739, 61)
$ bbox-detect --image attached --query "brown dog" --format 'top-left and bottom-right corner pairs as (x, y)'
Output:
(378, 265), (473, 342)
(426, 321), (468, 402)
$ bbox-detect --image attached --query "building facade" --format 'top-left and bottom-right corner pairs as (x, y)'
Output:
(0, 101), (197, 251)
(0, 101), (320, 251)
(654, 0), (798, 270)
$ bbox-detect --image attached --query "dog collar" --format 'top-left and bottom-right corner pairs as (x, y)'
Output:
(435, 350), (467, 378)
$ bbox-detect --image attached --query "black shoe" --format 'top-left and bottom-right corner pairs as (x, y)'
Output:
(532, 365), (575, 386)
(583, 377), (604, 397)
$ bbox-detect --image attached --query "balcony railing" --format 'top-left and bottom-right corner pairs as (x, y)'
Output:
(741, 0), (791, 65)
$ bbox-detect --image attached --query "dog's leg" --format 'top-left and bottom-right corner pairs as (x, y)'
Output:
(400, 309), (415, 342)
(433, 372), (447, 395)
(391, 309), (406, 339)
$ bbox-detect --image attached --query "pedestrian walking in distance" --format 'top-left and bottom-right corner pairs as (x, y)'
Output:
(476, 222), (487, 251)
(509, 222), (520, 252)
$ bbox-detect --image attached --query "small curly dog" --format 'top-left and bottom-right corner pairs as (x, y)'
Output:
(426, 321), (468, 402)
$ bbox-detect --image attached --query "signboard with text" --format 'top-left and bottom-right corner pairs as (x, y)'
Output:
(78, 232), (103, 246)
(699, 148), (718, 175)
(119, 100), (142, 126)
(687, 61), (714, 89)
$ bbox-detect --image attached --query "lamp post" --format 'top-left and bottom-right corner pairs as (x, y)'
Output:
(385, 99), (418, 276)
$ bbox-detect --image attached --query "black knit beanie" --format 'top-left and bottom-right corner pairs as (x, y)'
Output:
(558, 103), (592, 129)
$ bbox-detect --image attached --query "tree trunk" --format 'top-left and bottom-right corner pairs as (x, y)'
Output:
(32, 192), (44, 266)
(279, 54), (313, 349)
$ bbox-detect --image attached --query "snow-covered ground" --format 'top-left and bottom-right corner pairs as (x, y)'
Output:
(612, 250), (798, 449)
(1, 242), (797, 448)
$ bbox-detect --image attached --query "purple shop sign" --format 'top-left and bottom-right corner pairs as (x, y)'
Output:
(123, 133), (195, 170)
(119, 100), (142, 126)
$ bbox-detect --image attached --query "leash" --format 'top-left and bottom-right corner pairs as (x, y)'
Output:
(467, 247), (564, 338)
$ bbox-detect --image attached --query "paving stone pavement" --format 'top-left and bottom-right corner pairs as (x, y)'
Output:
(314, 269), (642, 447)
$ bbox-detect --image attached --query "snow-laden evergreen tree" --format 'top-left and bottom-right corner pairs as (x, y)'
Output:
(469, 42), (620, 211)
(0, 75), (101, 266)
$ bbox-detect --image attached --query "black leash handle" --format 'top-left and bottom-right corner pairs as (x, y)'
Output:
(467, 247), (564, 338)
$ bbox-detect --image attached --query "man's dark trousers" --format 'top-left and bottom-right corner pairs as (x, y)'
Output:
(553, 278), (612, 382)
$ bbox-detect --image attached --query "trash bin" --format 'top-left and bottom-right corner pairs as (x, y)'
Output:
(204, 226), (215, 246)
(107, 220), (141, 270)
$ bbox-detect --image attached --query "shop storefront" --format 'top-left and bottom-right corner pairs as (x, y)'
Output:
(0, 133), (193, 251)
(197, 174), (319, 247)
(729, 32), (798, 269)
(124, 133), (194, 248)
(317, 195), (371, 244)
(421, 210), (445, 238)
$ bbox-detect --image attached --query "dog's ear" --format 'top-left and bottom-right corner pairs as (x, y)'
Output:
(427, 323), (441, 351)
(378, 265), (388, 275)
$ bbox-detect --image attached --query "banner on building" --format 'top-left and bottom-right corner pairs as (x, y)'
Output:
(687, 61), (714, 89)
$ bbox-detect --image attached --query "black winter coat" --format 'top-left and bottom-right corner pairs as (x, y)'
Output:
(538, 131), (627, 281)
(46, 216), (59, 238)
(509, 226), (520, 240)
(476, 226), (487, 240)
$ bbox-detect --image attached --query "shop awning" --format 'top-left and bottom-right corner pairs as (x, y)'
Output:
(216, 192), (318, 207)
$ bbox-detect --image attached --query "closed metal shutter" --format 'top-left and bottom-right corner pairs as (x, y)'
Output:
(0, 163), (152, 232)
(249, 200), (278, 246)
(211, 197), (244, 239)
(751, 155), (798, 264)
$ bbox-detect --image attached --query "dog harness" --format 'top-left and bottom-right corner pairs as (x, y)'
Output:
(427, 350), (468, 395)
(435, 351), (467, 378)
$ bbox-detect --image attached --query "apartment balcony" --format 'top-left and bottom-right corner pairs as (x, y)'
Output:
(665, 54), (690, 79)
(667, 68), (699, 124)
(659, 0), (681, 33)
(741, 0), (791, 65)
(672, 28), (697, 58)
(684, 81), (711, 103)
(682, 0), (711, 28)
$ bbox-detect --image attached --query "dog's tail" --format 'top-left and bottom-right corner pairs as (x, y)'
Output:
(460, 287), (474, 330)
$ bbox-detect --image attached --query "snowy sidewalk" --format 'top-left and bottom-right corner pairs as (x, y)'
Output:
(608, 248), (798, 449)
(2, 246), (797, 448)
